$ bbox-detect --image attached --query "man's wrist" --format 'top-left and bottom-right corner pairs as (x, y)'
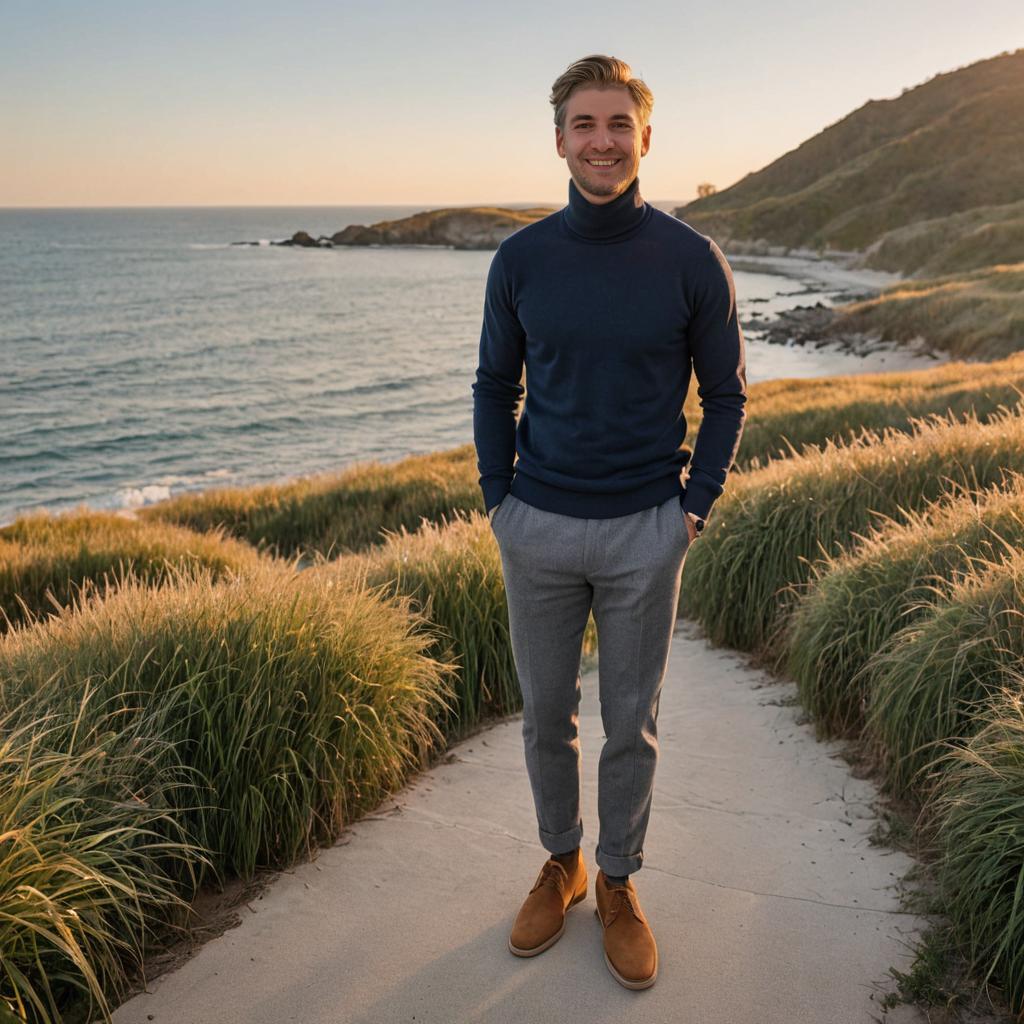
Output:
(685, 511), (706, 535)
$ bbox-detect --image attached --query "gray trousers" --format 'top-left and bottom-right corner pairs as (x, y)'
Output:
(490, 491), (691, 877)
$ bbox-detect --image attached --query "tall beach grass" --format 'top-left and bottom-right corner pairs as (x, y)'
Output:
(679, 400), (1024, 658)
(857, 546), (1024, 800)
(135, 445), (482, 560)
(782, 473), (1024, 739)
(0, 708), (206, 1024)
(0, 559), (456, 1022)
(0, 509), (263, 633)
(917, 679), (1024, 1015)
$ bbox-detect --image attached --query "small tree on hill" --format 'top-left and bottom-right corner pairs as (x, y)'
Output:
(696, 182), (717, 198)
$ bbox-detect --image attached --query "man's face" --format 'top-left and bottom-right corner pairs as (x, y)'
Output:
(555, 85), (651, 205)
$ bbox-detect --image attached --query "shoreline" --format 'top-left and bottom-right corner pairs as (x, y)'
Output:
(729, 251), (903, 296)
(731, 251), (949, 367)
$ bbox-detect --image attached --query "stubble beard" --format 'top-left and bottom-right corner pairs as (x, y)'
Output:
(569, 153), (634, 200)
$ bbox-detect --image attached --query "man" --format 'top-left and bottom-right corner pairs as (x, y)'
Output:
(472, 54), (747, 990)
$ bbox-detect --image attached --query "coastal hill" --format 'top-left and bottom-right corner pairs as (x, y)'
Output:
(675, 48), (1023, 277)
(266, 205), (556, 251)
(331, 205), (555, 249)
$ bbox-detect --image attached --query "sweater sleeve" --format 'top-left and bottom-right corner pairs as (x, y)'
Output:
(681, 240), (748, 522)
(472, 246), (526, 512)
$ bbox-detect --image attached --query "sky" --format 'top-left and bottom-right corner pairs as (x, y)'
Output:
(2, 0), (1021, 208)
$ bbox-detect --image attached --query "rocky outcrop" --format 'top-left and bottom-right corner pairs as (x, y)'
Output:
(231, 231), (334, 248)
(272, 231), (334, 248)
(329, 205), (555, 250)
(231, 206), (557, 251)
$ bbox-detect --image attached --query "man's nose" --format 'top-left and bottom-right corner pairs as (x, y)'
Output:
(593, 129), (616, 150)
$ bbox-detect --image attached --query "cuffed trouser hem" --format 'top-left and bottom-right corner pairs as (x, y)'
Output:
(595, 845), (643, 876)
(539, 821), (583, 855)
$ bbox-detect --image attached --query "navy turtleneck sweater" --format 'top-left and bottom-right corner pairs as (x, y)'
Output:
(472, 174), (747, 522)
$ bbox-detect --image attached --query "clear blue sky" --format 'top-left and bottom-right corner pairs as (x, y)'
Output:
(2, 0), (1021, 206)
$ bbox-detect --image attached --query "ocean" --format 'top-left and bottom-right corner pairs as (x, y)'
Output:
(0, 204), (919, 528)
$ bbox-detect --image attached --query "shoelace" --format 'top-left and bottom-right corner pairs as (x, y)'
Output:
(602, 882), (639, 924)
(532, 860), (568, 895)
(612, 889), (637, 916)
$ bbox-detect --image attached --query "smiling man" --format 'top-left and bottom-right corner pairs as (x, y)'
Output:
(472, 54), (747, 990)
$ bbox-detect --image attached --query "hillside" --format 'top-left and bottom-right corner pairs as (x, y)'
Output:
(331, 205), (555, 250)
(675, 49), (1024, 269)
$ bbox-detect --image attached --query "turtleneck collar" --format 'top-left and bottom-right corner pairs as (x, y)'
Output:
(562, 174), (650, 242)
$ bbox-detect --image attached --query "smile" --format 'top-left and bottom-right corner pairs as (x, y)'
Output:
(586, 159), (620, 166)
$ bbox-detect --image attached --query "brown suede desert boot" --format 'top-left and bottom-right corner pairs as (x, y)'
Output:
(594, 869), (658, 989)
(508, 849), (588, 956)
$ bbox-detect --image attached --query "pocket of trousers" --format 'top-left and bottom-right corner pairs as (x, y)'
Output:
(489, 496), (511, 531)
(676, 504), (692, 548)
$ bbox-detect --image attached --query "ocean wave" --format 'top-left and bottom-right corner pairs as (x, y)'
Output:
(114, 482), (173, 508)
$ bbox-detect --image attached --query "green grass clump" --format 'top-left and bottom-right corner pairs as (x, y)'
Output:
(136, 444), (483, 561)
(0, 508), (263, 633)
(0, 558), (457, 1020)
(857, 546), (1024, 800)
(679, 400), (1024, 658)
(783, 473), (1024, 739)
(0, 559), (456, 883)
(917, 680), (1024, 1018)
(321, 509), (598, 741)
(0, 709), (206, 1024)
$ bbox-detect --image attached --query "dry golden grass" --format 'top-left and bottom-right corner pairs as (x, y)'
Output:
(0, 508), (264, 632)
(833, 263), (1024, 360)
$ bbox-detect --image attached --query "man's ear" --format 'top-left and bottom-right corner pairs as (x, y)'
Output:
(640, 123), (652, 157)
(555, 125), (566, 158)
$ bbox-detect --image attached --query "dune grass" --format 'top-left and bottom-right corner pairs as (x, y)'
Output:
(317, 509), (598, 740)
(0, 709), (204, 1024)
(0, 558), (455, 1023)
(678, 400), (1024, 658)
(918, 679), (1024, 1016)
(1, 559), (455, 879)
(0, 508), (263, 633)
(855, 545), (1024, 801)
(135, 445), (482, 561)
(832, 262), (1024, 361)
(782, 473), (1024, 740)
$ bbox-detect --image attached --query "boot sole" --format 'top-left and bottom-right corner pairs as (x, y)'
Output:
(507, 885), (588, 957)
(594, 907), (659, 989)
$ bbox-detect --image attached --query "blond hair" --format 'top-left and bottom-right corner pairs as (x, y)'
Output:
(549, 54), (654, 130)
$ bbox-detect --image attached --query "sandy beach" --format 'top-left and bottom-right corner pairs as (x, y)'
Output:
(730, 252), (947, 381)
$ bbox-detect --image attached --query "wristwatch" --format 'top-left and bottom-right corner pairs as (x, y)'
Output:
(685, 511), (706, 535)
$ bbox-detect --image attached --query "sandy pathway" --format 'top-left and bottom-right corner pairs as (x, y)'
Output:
(111, 616), (931, 1024)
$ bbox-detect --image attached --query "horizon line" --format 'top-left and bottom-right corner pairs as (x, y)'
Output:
(0, 198), (691, 211)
